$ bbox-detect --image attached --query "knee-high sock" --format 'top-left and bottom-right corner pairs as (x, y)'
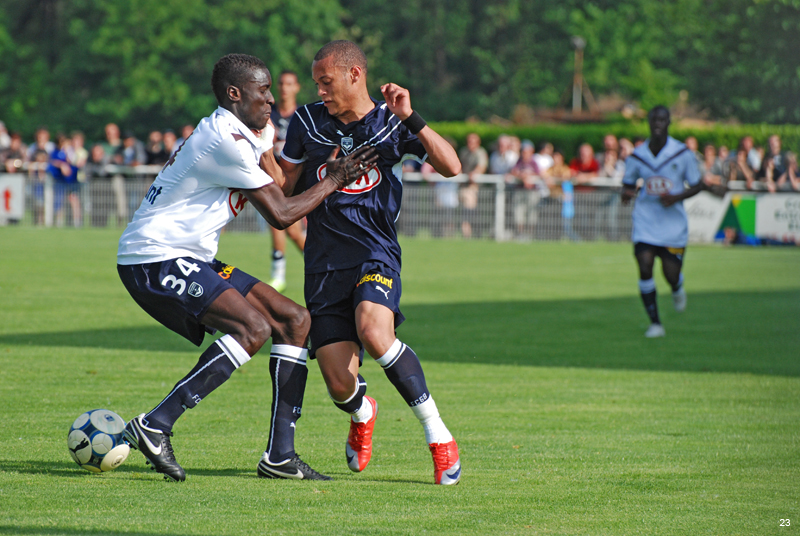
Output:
(145, 334), (251, 433)
(330, 374), (371, 423)
(378, 339), (452, 443)
(639, 278), (660, 325)
(265, 344), (309, 464)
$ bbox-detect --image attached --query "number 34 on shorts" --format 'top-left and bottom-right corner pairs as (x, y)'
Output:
(160, 258), (204, 297)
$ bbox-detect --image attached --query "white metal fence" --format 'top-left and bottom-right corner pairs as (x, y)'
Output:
(4, 166), (787, 243)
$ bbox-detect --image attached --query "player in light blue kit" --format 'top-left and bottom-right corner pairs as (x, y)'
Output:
(621, 106), (705, 338)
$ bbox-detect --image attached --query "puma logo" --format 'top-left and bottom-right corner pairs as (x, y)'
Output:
(69, 438), (90, 454)
(375, 285), (390, 299)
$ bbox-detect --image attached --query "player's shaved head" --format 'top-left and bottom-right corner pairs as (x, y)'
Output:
(212, 53), (269, 105)
(647, 105), (670, 121)
(314, 40), (367, 72)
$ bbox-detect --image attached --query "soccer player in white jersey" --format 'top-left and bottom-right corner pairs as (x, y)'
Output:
(116, 53), (377, 481)
(621, 105), (705, 338)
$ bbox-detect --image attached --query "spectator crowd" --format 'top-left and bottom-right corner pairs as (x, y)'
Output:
(1, 117), (799, 230)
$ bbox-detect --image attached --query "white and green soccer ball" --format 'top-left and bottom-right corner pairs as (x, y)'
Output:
(67, 409), (130, 473)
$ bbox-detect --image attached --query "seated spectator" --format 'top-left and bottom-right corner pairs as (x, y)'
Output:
(533, 141), (554, 175)
(728, 146), (757, 188)
(145, 130), (169, 165)
(458, 132), (488, 238)
(569, 143), (600, 183)
(759, 134), (788, 193)
(489, 134), (517, 175)
(1, 132), (27, 173)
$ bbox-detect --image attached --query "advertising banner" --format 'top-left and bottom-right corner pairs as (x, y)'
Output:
(0, 174), (25, 224)
(755, 194), (800, 243)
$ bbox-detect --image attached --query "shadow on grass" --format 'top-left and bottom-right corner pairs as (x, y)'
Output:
(1, 290), (797, 376)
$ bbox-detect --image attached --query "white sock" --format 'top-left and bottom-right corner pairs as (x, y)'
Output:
(271, 253), (286, 281)
(411, 397), (452, 444)
(351, 396), (374, 423)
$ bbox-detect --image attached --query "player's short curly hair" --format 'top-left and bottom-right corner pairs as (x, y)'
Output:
(211, 54), (268, 105)
(647, 105), (670, 121)
(314, 40), (367, 72)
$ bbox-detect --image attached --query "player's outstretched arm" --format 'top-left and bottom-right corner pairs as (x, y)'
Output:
(381, 83), (461, 178)
(245, 145), (378, 229)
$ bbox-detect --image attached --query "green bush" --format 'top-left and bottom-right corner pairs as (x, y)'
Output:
(431, 121), (800, 159)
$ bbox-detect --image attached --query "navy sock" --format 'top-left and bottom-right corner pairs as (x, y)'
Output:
(145, 335), (250, 433)
(331, 374), (367, 414)
(377, 340), (430, 407)
(639, 278), (660, 325)
(265, 345), (309, 464)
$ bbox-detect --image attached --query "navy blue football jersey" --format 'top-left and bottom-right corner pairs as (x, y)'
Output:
(281, 99), (427, 274)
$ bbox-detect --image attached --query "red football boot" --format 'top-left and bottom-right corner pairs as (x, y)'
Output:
(345, 396), (378, 472)
(429, 439), (461, 485)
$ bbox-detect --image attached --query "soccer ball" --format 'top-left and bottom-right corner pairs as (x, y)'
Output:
(67, 409), (130, 473)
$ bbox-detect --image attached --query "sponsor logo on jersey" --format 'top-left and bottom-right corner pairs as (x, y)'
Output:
(228, 189), (248, 216)
(144, 185), (163, 205)
(317, 163), (382, 194)
(217, 264), (235, 280)
(644, 176), (674, 196)
(357, 273), (393, 289)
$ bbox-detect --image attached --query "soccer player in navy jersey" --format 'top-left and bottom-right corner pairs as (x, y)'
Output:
(279, 40), (463, 485)
(117, 53), (377, 481)
(621, 106), (705, 338)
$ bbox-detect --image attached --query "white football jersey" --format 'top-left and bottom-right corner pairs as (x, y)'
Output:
(118, 107), (274, 265)
(622, 136), (701, 248)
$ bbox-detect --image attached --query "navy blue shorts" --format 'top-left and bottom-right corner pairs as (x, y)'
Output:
(305, 261), (404, 357)
(634, 242), (685, 267)
(118, 258), (260, 346)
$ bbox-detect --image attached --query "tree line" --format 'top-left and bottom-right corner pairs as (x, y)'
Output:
(1, 0), (798, 140)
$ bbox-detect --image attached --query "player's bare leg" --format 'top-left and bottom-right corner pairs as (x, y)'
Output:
(316, 341), (377, 472)
(269, 221), (306, 293)
(355, 301), (461, 485)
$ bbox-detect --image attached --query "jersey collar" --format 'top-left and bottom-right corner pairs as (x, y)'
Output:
(215, 106), (265, 151)
(635, 136), (685, 169)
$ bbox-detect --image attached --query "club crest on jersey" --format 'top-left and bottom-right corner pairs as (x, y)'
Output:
(317, 163), (382, 195)
(341, 136), (354, 151)
(645, 176), (674, 196)
(228, 189), (248, 216)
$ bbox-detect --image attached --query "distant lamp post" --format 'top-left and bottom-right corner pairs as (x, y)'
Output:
(571, 36), (586, 114)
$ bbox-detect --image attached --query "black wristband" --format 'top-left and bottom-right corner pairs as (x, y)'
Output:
(402, 111), (427, 135)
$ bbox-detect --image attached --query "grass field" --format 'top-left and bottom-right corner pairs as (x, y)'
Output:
(1, 227), (798, 536)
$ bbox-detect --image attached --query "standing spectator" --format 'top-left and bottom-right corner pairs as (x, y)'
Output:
(619, 138), (635, 161)
(784, 153), (800, 191)
(569, 143), (600, 183)
(759, 135), (789, 193)
(27, 127), (55, 162)
(0, 120), (10, 150)
(116, 131), (146, 166)
(48, 134), (81, 227)
(700, 144), (724, 185)
(174, 123), (194, 151)
(69, 131), (89, 184)
(1, 132), (27, 173)
(145, 130), (169, 165)
(547, 149), (573, 183)
(740, 135), (763, 172)
(85, 144), (113, 227)
(507, 139), (545, 237)
(596, 149), (625, 241)
(163, 129), (177, 158)
(489, 134), (516, 175)
(684, 136), (703, 169)
(458, 132), (488, 238)
(533, 141), (555, 175)
(596, 134), (619, 167)
(728, 146), (757, 188)
(101, 123), (122, 158)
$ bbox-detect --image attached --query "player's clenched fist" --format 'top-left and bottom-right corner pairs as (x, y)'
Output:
(324, 145), (380, 189)
(381, 83), (413, 121)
